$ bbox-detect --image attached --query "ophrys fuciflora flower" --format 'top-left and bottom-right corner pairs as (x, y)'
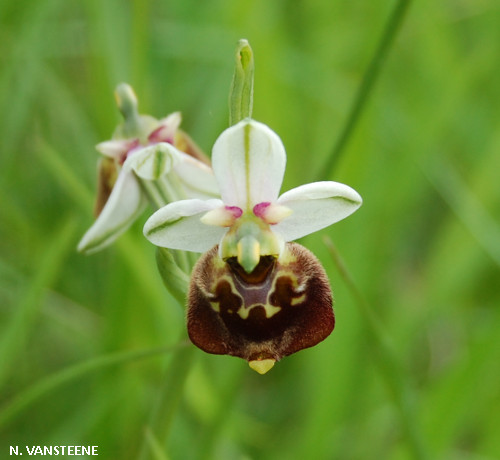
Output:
(144, 119), (362, 373)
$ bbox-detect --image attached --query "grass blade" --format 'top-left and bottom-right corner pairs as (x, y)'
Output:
(316, 0), (413, 179)
(0, 342), (188, 429)
(0, 218), (78, 391)
(324, 236), (429, 460)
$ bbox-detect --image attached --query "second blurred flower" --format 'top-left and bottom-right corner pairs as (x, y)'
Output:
(78, 84), (219, 254)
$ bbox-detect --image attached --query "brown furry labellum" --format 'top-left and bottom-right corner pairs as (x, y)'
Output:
(187, 242), (335, 363)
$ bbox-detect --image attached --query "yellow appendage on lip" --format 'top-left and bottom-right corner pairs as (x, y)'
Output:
(248, 359), (275, 375)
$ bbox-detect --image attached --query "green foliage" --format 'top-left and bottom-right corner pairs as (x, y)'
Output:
(1, 0), (499, 459)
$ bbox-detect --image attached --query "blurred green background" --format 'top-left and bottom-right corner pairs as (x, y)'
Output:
(1, 0), (499, 459)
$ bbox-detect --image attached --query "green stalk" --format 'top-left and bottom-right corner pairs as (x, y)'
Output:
(138, 220), (197, 460)
(135, 175), (196, 458)
(143, 427), (172, 460)
(137, 233), (196, 460)
(323, 237), (429, 460)
(197, 365), (246, 460)
(138, 343), (198, 460)
(316, 0), (412, 179)
(229, 39), (255, 126)
(131, 0), (150, 93)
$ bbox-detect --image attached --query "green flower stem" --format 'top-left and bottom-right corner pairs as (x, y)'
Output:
(197, 365), (246, 460)
(316, 0), (412, 179)
(133, 173), (194, 460)
(137, 186), (196, 459)
(323, 237), (429, 460)
(0, 342), (189, 430)
(120, 168), (194, 460)
(143, 427), (172, 460)
(138, 250), (198, 458)
(229, 39), (254, 126)
(131, 0), (150, 93)
(138, 343), (198, 460)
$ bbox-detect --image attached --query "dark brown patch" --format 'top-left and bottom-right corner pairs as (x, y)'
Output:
(226, 255), (275, 284)
(93, 157), (117, 217)
(213, 280), (242, 315)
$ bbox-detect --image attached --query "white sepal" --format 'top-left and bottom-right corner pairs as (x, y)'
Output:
(78, 168), (147, 254)
(212, 119), (286, 209)
(274, 181), (362, 241)
(173, 155), (220, 198)
(144, 199), (226, 252)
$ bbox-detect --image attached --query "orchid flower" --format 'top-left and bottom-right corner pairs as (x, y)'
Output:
(144, 118), (362, 373)
(78, 83), (219, 254)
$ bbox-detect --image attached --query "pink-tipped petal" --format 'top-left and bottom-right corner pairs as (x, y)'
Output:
(201, 206), (243, 227)
(253, 202), (292, 225)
